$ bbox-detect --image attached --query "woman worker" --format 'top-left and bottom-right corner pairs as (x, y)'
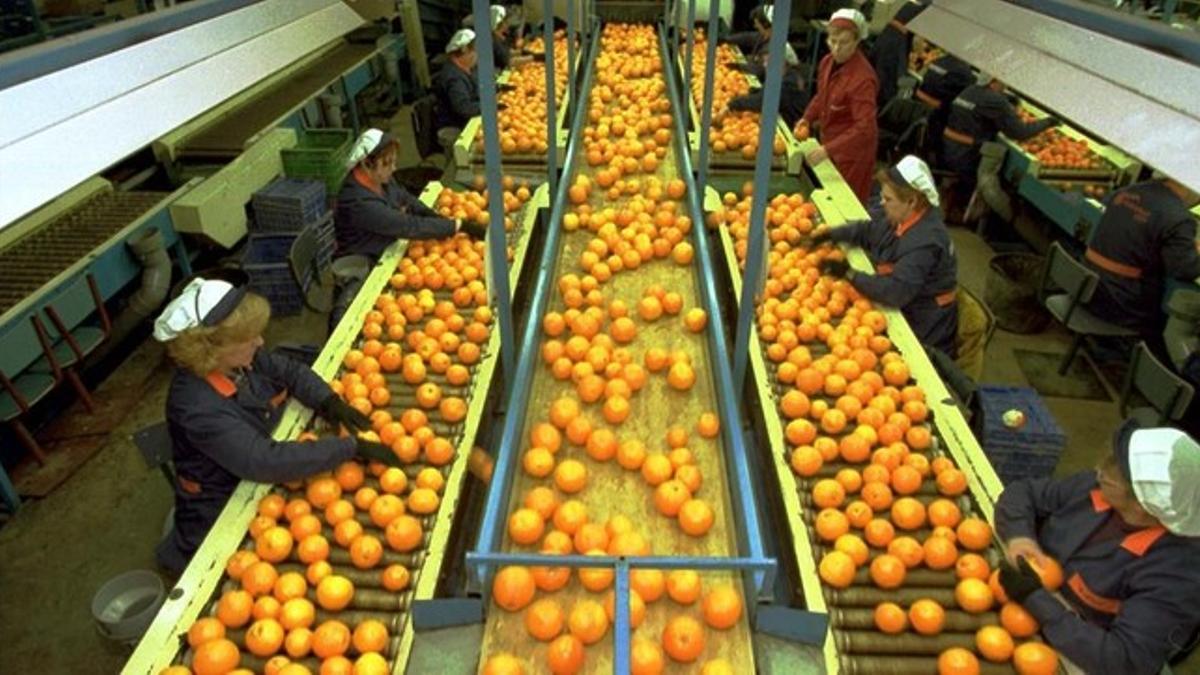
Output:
(153, 273), (394, 575)
(721, 41), (809, 129)
(796, 8), (879, 203)
(335, 128), (485, 260)
(813, 155), (959, 357)
(995, 418), (1200, 674)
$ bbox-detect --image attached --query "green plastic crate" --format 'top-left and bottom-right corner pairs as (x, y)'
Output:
(281, 128), (353, 195)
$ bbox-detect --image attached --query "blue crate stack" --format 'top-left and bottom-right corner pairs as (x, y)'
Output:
(974, 385), (1067, 484)
(244, 178), (336, 316)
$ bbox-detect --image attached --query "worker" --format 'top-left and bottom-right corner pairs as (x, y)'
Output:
(813, 155), (959, 356)
(796, 8), (879, 203)
(1082, 174), (1200, 339)
(335, 128), (484, 261)
(730, 5), (774, 79)
(721, 42), (809, 128)
(913, 52), (973, 159)
(721, 4), (769, 54)
(942, 73), (1058, 224)
(152, 273), (396, 575)
(463, 6), (527, 71)
(433, 28), (481, 154)
(870, 0), (929, 105)
(995, 418), (1200, 675)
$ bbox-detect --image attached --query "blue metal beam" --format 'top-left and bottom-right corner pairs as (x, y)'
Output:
(543, 0), (558, 197)
(696, 0), (720, 192)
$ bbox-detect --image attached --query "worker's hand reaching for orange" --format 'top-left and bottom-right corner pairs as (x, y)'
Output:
(1004, 536), (1046, 566)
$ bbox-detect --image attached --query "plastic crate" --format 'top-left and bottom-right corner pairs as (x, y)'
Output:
(281, 129), (352, 196)
(251, 178), (327, 233)
(973, 385), (1067, 484)
(242, 234), (304, 316)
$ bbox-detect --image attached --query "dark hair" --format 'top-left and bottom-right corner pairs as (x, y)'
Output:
(362, 141), (399, 168)
(876, 167), (931, 210)
(751, 6), (770, 28)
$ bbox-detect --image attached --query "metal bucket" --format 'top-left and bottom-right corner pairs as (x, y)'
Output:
(984, 253), (1052, 334)
(91, 570), (165, 646)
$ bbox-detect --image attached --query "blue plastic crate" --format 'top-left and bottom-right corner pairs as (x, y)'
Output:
(974, 385), (1067, 484)
(242, 234), (303, 316)
(251, 178), (327, 233)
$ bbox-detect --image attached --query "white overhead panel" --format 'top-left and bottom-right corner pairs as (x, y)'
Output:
(0, 0), (363, 230)
(909, 0), (1200, 192)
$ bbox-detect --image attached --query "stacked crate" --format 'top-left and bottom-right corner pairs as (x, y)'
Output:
(244, 178), (334, 316)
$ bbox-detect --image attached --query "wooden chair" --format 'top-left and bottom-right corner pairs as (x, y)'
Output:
(30, 273), (111, 411)
(1119, 341), (1195, 424)
(1037, 243), (1136, 375)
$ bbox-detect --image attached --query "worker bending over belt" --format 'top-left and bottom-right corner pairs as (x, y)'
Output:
(813, 155), (959, 357)
(870, 0), (928, 106)
(1082, 174), (1200, 340)
(943, 73), (1058, 224)
(153, 273), (395, 575)
(996, 418), (1200, 675)
(913, 53), (973, 161)
(722, 40), (809, 129)
(433, 29), (482, 155)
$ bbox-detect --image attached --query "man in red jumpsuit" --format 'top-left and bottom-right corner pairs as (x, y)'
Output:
(796, 8), (879, 204)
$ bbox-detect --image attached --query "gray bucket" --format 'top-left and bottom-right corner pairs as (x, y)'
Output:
(331, 255), (371, 283)
(984, 253), (1052, 334)
(91, 570), (165, 646)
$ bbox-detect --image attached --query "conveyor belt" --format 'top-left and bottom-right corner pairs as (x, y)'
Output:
(0, 190), (165, 315)
(181, 42), (376, 158)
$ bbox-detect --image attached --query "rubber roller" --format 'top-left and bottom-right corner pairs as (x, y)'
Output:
(314, 607), (412, 632)
(835, 629), (976, 655)
(826, 586), (957, 607)
(830, 608), (998, 632)
(831, 564), (958, 589)
(838, 655), (1013, 675)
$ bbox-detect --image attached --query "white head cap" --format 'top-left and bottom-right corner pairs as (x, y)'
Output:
(446, 28), (476, 53)
(153, 277), (244, 342)
(890, 155), (940, 207)
(764, 5), (775, 25)
(346, 128), (393, 170)
(829, 8), (867, 41)
(490, 6), (506, 29)
(1128, 427), (1200, 536)
(783, 43), (799, 67)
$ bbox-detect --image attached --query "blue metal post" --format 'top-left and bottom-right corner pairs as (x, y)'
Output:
(472, 0), (516, 380)
(543, 0), (558, 197)
(567, 0), (576, 102)
(684, 0), (696, 97)
(613, 561), (631, 675)
(732, 0), (791, 389)
(696, 0), (719, 192)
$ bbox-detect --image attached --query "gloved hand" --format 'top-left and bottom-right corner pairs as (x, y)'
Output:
(1042, 115), (1061, 127)
(809, 231), (833, 247)
(458, 220), (488, 240)
(999, 557), (1044, 604)
(819, 258), (850, 278)
(495, 102), (508, 112)
(318, 395), (371, 434)
(355, 438), (400, 466)
(497, 83), (516, 93)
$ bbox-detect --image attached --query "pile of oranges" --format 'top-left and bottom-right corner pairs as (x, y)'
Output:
(719, 186), (1062, 675)
(435, 175), (533, 229)
(688, 38), (787, 160)
(476, 31), (570, 156)
(479, 24), (745, 675)
(1016, 111), (1107, 172)
(166, 181), (531, 675)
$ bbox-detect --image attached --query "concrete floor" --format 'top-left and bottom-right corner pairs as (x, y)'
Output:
(0, 225), (1194, 674)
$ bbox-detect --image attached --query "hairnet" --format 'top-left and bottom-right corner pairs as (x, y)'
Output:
(490, 6), (506, 29)
(889, 155), (940, 207)
(829, 8), (867, 40)
(154, 277), (243, 342)
(346, 128), (394, 170)
(1128, 427), (1200, 536)
(446, 28), (476, 53)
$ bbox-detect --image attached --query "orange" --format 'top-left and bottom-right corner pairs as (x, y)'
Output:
(956, 518), (992, 551)
(353, 653), (388, 675)
(546, 634), (585, 675)
(602, 589), (646, 628)
(549, 397), (580, 430)
(665, 570), (702, 605)
(630, 569), (666, 603)
(811, 479), (846, 509)
(937, 647), (980, 675)
(523, 486), (559, 521)
(885, 536), (922, 568)
(908, 598), (946, 635)
(861, 481), (894, 511)
(835, 467), (863, 494)
(927, 499), (963, 528)
(385, 514), (422, 552)
(814, 508), (850, 542)
(554, 459), (587, 493)
(790, 446), (823, 477)
(378, 467), (408, 494)
(272, 572), (307, 604)
(381, 564), (411, 592)
(523, 447), (556, 478)
(641, 453), (674, 486)
(492, 566), (536, 612)
(630, 637), (665, 675)
(890, 497), (927, 530)
(617, 439), (647, 470)
(585, 428), (618, 462)
(955, 577), (995, 613)
(924, 535), (959, 570)
(508, 508), (545, 546)
(869, 553), (907, 589)
(937, 468), (967, 496)
(955, 553), (991, 581)
(699, 659), (735, 675)
(654, 480), (692, 517)
(306, 478), (342, 509)
(683, 308), (707, 331)
(407, 488), (440, 515)
(252, 595), (280, 621)
(311, 620), (351, 659)
(701, 585), (743, 630)
(976, 625), (1015, 662)
(834, 533), (871, 566)
(662, 615), (706, 663)
(552, 500), (587, 535)
(818, 550), (857, 588)
(574, 522), (610, 555)
(864, 518), (896, 548)
(316, 575), (354, 611)
(241, 561), (279, 598)
(482, 653), (525, 675)
(217, 589), (254, 628)
(279, 598), (315, 631)
(255, 526), (294, 564)
(349, 535), (383, 570)
(1012, 642), (1058, 675)
(192, 638), (240, 675)
(283, 626), (312, 658)
(678, 499), (714, 536)
(890, 465), (922, 495)
(871, 601), (907, 634)
(697, 412), (720, 438)
(1000, 602), (1040, 638)
(667, 361), (696, 390)
(1026, 556), (1064, 591)
(188, 617), (227, 648)
(567, 599), (609, 645)
(525, 598), (565, 642)
(780, 390), (811, 419)
(245, 618), (285, 657)
(225, 550), (260, 581)
(990, 569), (1010, 604)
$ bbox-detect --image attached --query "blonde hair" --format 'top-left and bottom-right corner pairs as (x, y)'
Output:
(877, 168), (932, 211)
(165, 292), (270, 376)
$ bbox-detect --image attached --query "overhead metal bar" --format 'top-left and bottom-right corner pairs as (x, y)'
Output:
(567, 0), (577, 103)
(1004, 0), (1200, 66)
(472, 0), (516, 381)
(684, 0), (697, 95)
(696, 0), (719, 195)
(732, 0), (791, 389)
(0, 0), (363, 230)
(543, 0), (558, 202)
(909, 0), (1200, 191)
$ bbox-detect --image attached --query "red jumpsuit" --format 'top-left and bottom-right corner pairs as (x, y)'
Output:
(803, 49), (879, 203)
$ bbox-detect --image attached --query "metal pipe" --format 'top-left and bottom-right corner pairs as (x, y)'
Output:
(613, 560), (631, 675)
(733, 0), (791, 389)
(696, 0), (720, 194)
(567, 0), (576, 104)
(543, 0), (558, 198)
(89, 228), (172, 363)
(684, 0), (696, 96)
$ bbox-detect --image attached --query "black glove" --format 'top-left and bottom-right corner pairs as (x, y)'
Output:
(355, 438), (400, 466)
(809, 231), (833, 247)
(459, 220), (488, 240)
(1042, 116), (1061, 128)
(497, 83), (516, 93)
(495, 102), (508, 112)
(819, 258), (850, 278)
(318, 395), (370, 433)
(999, 557), (1043, 604)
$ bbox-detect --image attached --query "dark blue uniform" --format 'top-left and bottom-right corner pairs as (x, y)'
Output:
(335, 171), (456, 259)
(914, 54), (973, 158)
(492, 37), (512, 70)
(727, 71), (810, 128)
(832, 207), (959, 356)
(432, 60), (481, 133)
(157, 350), (354, 574)
(871, 0), (928, 105)
(1084, 180), (1200, 335)
(996, 471), (1200, 675)
(942, 84), (1056, 178)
